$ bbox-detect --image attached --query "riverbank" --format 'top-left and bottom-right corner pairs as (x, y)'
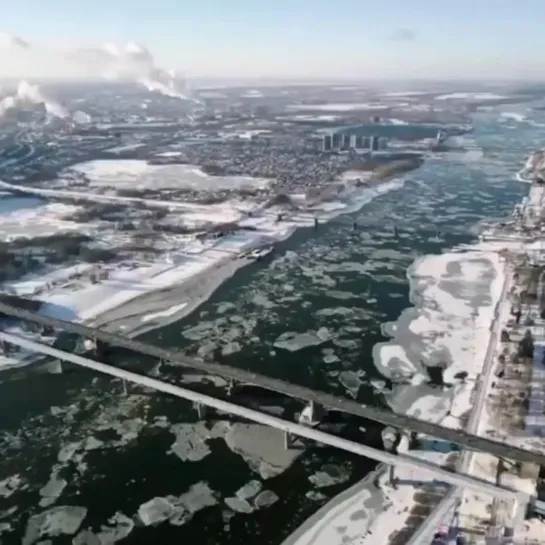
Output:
(0, 177), (406, 371)
(283, 244), (507, 545)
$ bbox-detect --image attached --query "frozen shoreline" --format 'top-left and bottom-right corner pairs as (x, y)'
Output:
(284, 246), (507, 545)
(0, 177), (405, 369)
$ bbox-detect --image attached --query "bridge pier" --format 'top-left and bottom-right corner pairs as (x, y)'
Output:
(194, 402), (207, 420)
(48, 359), (63, 374)
(81, 337), (97, 353)
(41, 324), (54, 337)
(226, 379), (235, 396)
(284, 431), (295, 450)
(298, 401), (325, 426)
(388, 465), (397, 489)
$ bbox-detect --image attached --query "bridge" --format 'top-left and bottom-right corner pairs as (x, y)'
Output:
(0, 330), (533, 504)
(1, 301), (545, 467)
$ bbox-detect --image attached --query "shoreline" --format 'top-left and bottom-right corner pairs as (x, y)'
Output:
(92, 178), (406, 337)
(281, 464), (388, 545)
(282, 139), (521, 543)
(0, 177), (406, 371)
(282, 247), (507, 545)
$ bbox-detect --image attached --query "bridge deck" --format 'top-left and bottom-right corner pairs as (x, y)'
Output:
(1, 301), (544, 466)
(0, 329), (530, 503)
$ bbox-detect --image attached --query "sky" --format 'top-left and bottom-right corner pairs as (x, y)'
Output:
(1, 0), (545, 81)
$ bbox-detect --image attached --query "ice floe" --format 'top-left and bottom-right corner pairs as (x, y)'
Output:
(22, 506), (87, 545)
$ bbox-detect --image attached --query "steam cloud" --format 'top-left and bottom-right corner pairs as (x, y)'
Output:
(0, 31), (193, 100)
(0, 80), (69, 120)
(77, 41), (190, 100)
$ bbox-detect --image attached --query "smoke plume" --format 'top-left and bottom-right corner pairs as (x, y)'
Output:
(0, 80), (69, 120)
(0, 32), (192, 100)
(75, 41), (191, 100)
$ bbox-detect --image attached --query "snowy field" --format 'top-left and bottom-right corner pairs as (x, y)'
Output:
(0, 198), (93, 241)
(287, 103), (387, 112)
(0, 179), (248, 226)
(435, 92), (508, 101)
(283, 451), (451, 545)
(375, 249), (503, 386)
(67, 159), (273, 191)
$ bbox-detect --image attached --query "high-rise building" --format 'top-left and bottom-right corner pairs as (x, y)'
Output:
(370, 136), (379, 151)
(378, 137), (389, 150)
(341, 133), (351, 150)
(355, 135), (364, 149)
(362, 137), (371, 149)
(332, 132), (342, 149)
(322, 134), (332, 151)
(371, 115), (381, 124)
(350, 134), (358, 149)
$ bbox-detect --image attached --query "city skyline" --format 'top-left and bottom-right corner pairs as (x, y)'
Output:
(1, 0), (545, 81)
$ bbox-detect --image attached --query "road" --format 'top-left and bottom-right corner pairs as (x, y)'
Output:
(0, 330), (534, 503)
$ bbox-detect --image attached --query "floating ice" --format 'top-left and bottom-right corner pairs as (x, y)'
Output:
(137, 497), (175, 526)
(0, 474), (22, 498)
(73, 529), (101, 545)
(274, 328), (333, 352)
(221, 341), (242, 356)
(178, 482), (217, 516)
(168, 422), (212, 462)
(338, 371), (362, 398)
(38, 469), (67, 507)
(306, 490), (327, 501)
(254, 490), (279, 509)
(236, 480), (262, 501)
(323, 353), (340, 364)
(57, 442), (80, 463)
(225, 424), (303, 479)
(22, 506), (87, 545)
(82, 436), (104, 451)
(309, 465), (351, 489)
(96, 512), (134, 544)
(225, 497), (254, 514)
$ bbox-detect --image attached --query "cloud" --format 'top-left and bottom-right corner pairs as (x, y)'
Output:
(0, 32), (30, 50)
(390, 29), (417, 42)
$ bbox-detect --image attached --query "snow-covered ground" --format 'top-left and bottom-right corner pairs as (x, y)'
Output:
(375, 249), (504, 386)
(435, 92), (508, 101)
(283, 451), (451, 545)
(104, 143), (145, 154)
(287, 103), (386, 112)
(67, 159), (273, 191)
(283, 245), (508, 545)
(0, 179), (248, 226)
(0, 199), (93, 241)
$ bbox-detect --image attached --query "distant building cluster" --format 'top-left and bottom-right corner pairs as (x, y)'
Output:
(321, 116), (389, 153)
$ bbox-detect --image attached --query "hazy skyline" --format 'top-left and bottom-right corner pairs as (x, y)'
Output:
(1, 0), (545, 81)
